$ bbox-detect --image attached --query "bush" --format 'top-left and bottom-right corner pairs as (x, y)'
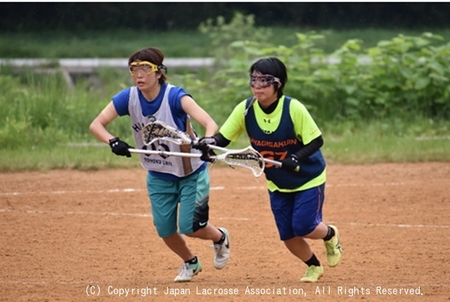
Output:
(195, 30), (450, 124)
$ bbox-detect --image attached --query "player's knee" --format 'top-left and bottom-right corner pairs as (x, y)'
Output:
(179, 221), (193, 235)
(293, 223), (316, 237)
(157, 226), (177, 238)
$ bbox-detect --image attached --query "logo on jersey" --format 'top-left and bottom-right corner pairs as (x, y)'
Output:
(146, 115), (157, 123)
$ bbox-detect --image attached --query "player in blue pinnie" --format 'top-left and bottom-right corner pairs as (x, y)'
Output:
(89, 47), (230, 282)
(193, 57), (342, 283)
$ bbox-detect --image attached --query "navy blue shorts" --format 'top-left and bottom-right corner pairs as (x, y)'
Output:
(269, 184), (325, 240)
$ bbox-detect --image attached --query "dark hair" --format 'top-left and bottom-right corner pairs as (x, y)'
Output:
(128, 47), (167, 84)
(249, 57), (287, 98)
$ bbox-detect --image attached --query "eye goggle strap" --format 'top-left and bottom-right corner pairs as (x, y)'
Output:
(158, 64), (167, 74)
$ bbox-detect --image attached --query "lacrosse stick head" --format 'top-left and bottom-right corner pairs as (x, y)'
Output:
(141, 121), (193, 146)
(221, 146), (265, 178)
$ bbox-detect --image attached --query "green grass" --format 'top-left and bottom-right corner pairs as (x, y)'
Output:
(0, 146), (141, 172)
(323, 135), (450, 164)
(321, 118), (450, 164)
(1, 127), (448, 172)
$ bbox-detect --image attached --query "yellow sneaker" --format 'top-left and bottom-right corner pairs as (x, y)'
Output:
(300, 265), (324, 282)
(324, 225), (342, 267)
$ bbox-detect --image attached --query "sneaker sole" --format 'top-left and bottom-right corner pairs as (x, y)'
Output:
(300, 271), (324, 283)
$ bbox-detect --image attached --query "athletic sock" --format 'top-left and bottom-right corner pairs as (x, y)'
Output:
(187, 256), (198, 264)
(305, 254), (321, 267)
(323, 226), (335, 241)
(214, 229), (225, 245)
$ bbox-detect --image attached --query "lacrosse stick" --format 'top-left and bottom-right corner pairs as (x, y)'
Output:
(128, 146), (265, 178)
(140, 120), (283, 167)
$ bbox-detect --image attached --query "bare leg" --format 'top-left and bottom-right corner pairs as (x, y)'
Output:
(284, 237), (313, 261)
(162, 232), (195, 262)
(185, 224), (223, 242)
(163, 223), (224, 262)
(283, 222), (329, 261)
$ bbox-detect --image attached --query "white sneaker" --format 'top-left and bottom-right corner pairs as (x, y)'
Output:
(174, 260), (202, 282)
(213, 227), (230, 269)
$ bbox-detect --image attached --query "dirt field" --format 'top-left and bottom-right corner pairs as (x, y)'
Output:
(1, 163), (449, 302)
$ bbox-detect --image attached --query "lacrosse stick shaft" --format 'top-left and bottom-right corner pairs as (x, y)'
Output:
(262, 158), (282, 167)
(128, 148), (201, 158)
(129, 148), (259, 163)
(131, 147), (283, 168)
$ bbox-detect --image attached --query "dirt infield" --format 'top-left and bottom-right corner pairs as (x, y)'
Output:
(1, 162), (449, 302)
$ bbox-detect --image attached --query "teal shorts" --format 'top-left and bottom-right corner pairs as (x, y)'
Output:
(146, 168), (210, 238)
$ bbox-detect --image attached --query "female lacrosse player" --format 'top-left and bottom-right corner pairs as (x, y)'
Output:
(89, 47), (230, 282)
(194, 57), (342, 283)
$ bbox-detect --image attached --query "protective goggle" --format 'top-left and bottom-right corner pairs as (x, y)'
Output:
(129, 61), (165, 76)
(249, 74), (280, 88)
